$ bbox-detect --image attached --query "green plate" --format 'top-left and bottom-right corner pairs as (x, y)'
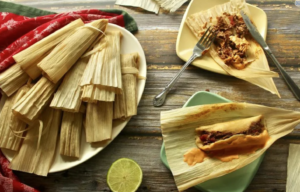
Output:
(160, 91), (264, 192)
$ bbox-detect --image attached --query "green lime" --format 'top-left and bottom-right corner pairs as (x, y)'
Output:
(107, 158), (143, 192)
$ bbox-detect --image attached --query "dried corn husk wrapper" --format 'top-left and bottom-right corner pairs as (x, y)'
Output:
(85, 101), (113, 142)
(0, 64), (29, 97)
(185, 0), (280, 97)
(50, 57), (89, 112)
(160, 103), (300, 191)
(60, 106), (85, 158)
(13, 19), (84, 80)
(81, 31), (122, 95)
(0, 84), (31, 151)
(114, 52), (140, 119)
(10, 107), (62, 176)
(38, 19), (108, 84)
(13, 77), (59, 124)
(154, 0), (188, 12)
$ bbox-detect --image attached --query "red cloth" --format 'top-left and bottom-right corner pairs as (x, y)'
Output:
(0, 9), (125, 72)
(0, 9), (127, 192)
(0, 151), (38, 192)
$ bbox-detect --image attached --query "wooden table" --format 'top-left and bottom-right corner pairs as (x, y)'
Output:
(4, 0), (300, 191)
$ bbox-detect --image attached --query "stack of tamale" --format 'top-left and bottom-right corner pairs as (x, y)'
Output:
(0, 18), (142, 176)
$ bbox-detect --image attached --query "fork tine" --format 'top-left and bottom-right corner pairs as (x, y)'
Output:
(198, 26), (211, 44)
(205, 31), (216, 47)
(203, 30), (214, 46)
(207, 33), (217, 47)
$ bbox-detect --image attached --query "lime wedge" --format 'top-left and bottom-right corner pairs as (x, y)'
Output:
(107, 158), (143, 192)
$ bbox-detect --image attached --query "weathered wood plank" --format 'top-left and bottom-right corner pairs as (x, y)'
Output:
(13, 136), (300, 192)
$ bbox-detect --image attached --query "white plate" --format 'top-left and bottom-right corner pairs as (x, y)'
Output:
(176, 0), (267, 75)
(1, 23), (147, 173)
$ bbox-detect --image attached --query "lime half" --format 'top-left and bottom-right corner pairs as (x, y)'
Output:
(107, 158), (143, 192)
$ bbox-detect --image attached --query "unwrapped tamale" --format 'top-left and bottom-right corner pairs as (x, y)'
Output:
(0, 64), (29, 97)
(0, 85), (30, 151)
(60, 106), (85, 158)
(38, 19), (108, 83)
(51, 57), (89, 112)
(114, 53), (140, 119)
(10, 107), (62, 176)
(85, 102), (113, 142)
(13, 19), (84, 80)
(13, 77), (59, 124)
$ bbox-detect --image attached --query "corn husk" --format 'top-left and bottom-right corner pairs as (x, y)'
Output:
(287, 144), (300, 192)
(37, 19), (108, 84)
(160, 103), (300, 191)
(81, 85), (115, 103)
(0, 64), (29, 97)
(114, 53), (140, 119)
(10, 107), (62, 176)
(0, 85), (31, 151)
(50, 57), (89, 112)
(13, 19), (84, 80)
(81, 31), (122, 95)
(59, 106), (85, 158)
(85, 101), (113, 142)
(12, 77), (59, 124)
(154, 0), (187, 12)
(185, 1), (280, 97)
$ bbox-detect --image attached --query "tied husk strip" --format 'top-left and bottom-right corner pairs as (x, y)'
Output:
(114, 53), (140, 119)
(0, 64), (29, 97)
(10, 107), (62, 176)
(80, 31), (122, 94)
(160, 103), (300, 191)
(286, 144), (300, 192)
(14, 19), (85, 80)
(185, 1), (280, 96)
(37, 19), (108, 84)
(50, 57), (89, 112)
(0, 85), (30, 151)
(12, 77), (59, 124)
(85, 102), (113, 142)
(60, 108), (84, 158)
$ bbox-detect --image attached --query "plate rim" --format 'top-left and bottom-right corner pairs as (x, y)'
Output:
(1, 23), (147, 173)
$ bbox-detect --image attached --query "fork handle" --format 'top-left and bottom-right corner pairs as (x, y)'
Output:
(153, 54), (198, 107)
(266, 51), (300, 100)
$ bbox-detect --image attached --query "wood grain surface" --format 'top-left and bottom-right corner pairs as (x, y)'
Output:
(3, 0), (300, 191)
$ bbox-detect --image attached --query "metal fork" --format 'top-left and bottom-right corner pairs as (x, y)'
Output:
(153, 27), (216, 107)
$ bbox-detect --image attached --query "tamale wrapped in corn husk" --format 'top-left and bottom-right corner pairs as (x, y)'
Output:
(10, 107), (62, 176)
(160, 103), (300, 191)
(81, 85), (115, 103)
(60, 106), (85, 158)
(185, 0), (280, 96)
(114, 53), (140, 119)
(0, 85), (31, 151)
(0, 64), (29, 97)
(85, 102), (113, 142)
(38, 19), (108, 83)
(13, 19), (84, 80)
(13, 77), (59, 124)
(51, 57), (89, 112)
(81, 31), (122, 95)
